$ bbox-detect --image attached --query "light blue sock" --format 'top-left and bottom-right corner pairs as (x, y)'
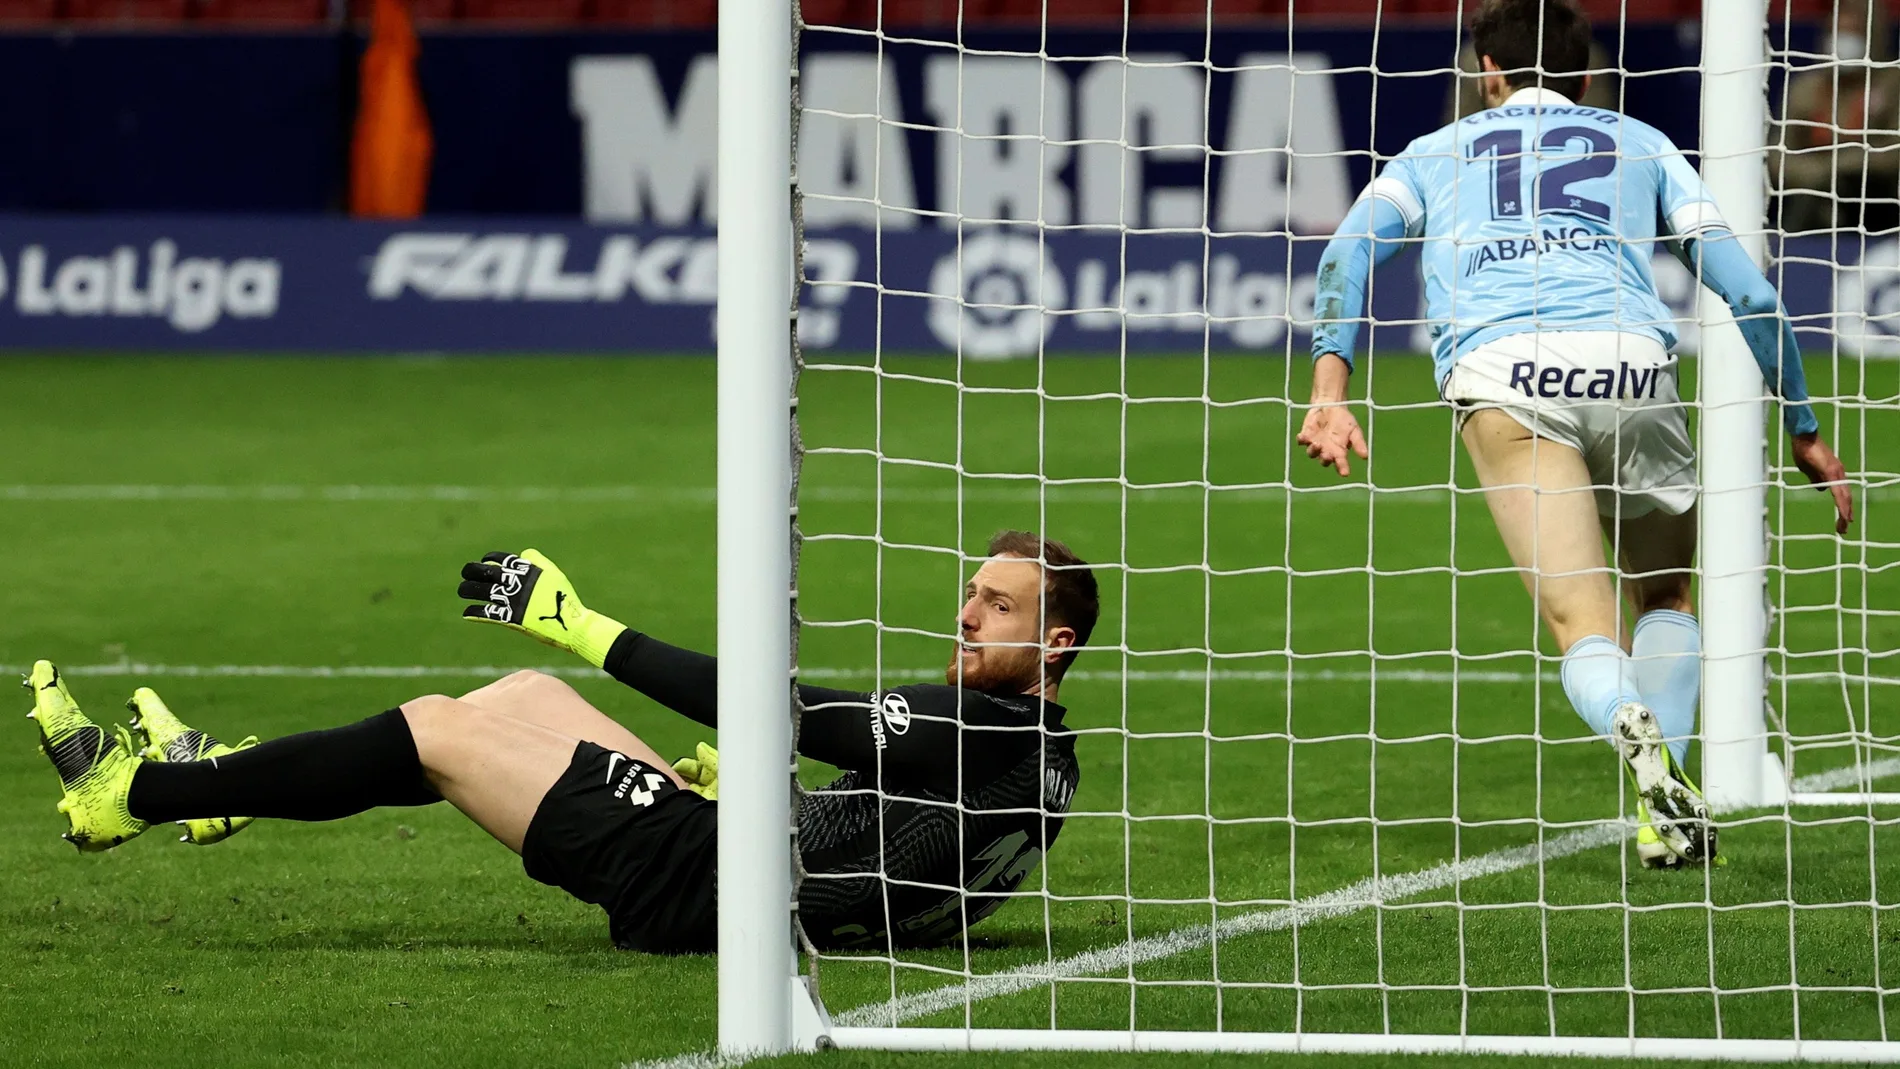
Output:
(1560, 634), (1642, 739)
(1631, 609), (1700, 767)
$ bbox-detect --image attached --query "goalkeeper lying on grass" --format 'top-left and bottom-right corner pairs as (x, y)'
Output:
(26, 530), (1095, 953)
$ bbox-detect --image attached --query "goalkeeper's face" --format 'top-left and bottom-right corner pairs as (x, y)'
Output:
(950, 553), (1077, 693)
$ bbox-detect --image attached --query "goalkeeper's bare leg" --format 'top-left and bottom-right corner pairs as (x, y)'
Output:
(456, 670), (664, 773)
(1462, 410), (1712, 864)
(99, 678), (637, 853)
(34, 669), (684, 856)
(33, 669), (715, 949)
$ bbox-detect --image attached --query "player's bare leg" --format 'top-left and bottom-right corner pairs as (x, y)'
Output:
(398, 696), (582, 854)
(1611, 505), (1710, 865)
(402, 694), (681, 855)
(76, 673), (679, 857)
(457, 669), (681, 779)
(1461, 409), (1620, 650)
(1615, 506), (1696, 618)
(1461, 410), (1710, 863)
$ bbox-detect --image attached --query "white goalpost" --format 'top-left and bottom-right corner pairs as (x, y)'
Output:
(715, 0), (798, 1052)
(715, 0), (1900, 1059)
(1698, 0), (1784, 814)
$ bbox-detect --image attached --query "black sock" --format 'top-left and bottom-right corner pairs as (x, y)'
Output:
(127, 709), (439, 823)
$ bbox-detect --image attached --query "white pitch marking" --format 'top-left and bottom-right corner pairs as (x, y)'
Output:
(5, 662), (1882, 688)
(834, 757), (1900, 1029)
(0, 662), (615, 681)
(621, 757), (1900, 1069)
(832, 823), (1624, 1029)
(3, 483), (1889, 506)
(621, 1052), (749, 1069)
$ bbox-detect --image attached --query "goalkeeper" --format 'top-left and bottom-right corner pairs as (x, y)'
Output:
(26, 532), (1095, 953)
(1300, 0), (1854, 868)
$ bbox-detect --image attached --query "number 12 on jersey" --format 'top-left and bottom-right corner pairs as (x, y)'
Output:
(1471, 126), (1618, 222)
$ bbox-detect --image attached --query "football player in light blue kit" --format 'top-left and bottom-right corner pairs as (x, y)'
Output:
(1299, 0), (1854, 867)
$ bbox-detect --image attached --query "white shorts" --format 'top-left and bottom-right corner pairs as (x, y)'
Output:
(1442, 331), (1697, 519)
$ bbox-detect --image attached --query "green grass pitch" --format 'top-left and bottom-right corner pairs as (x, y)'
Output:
(0, 353), (1894, 1069)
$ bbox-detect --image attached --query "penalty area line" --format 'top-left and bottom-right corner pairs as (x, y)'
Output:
(2, 662), (1879, 688)
(622, 757), (1900, 1069)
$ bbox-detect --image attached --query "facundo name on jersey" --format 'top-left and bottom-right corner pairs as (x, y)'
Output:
(1508, 360), (1664, 400)
(1463, 227), (1618, 278)
(1459, 104), (1617, 127)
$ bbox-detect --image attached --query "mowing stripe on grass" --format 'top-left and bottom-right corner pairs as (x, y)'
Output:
(622, 758), (1900, 1069)
(0, 483), (1448, 506)
(3, 662), (1881, 688)
(0, 484), (717, 503)
(4, 662), (1540, 684)
(6, 483), (1891, 505)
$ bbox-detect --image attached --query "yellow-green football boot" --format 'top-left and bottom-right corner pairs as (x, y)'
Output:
(1633, 799), (1681, 869)
(125, 687), (256, 846)
(1612, 701), (1717, 867)
(24, 661), (146, 852)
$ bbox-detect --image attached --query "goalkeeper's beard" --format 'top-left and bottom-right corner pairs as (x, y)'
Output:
(946, 641), (1045, 692)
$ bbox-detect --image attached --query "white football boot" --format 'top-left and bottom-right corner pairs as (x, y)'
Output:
(1611, 701), (1716, 867)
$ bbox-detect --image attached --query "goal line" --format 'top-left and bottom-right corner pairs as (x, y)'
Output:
(618, 757), (1900, 1069)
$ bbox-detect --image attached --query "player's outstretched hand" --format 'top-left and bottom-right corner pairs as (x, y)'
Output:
(1791, 434), (1854, 535)
(1297, 405), (1370, 478)
(457, 549), (627, 668)
(672, 742), (719, 800)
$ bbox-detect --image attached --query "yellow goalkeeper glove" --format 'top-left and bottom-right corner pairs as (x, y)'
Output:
(671, 742), (718, 800)
(456, 549), (627, 669)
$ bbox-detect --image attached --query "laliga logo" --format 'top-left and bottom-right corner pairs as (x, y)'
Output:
(0, 241), (279, 333)
(926, 231), (1066, 359)
(1836, 238), (1900, 357)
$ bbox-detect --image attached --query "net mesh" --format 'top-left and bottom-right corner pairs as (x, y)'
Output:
(1768, 3), (1900, 787)
(785, 0), (1900, 1047)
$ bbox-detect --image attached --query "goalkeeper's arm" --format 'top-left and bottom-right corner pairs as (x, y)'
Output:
(458, 549), (719, 723)
(456, 550), (715, 720)
(458, 549), (903, 743)
(459, 550), (721, 797)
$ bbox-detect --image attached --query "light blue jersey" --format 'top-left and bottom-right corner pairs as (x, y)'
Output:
(1361, 88), (1724, 385)
(1311, 87), (1816, 435)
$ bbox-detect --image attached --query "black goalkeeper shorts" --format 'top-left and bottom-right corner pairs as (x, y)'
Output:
(521, 740), (718, 954)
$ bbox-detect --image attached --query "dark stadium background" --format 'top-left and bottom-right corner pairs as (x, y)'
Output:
(0, 1), (1832, 218)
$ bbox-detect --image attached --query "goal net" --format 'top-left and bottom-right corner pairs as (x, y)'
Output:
(716, 0), (1900, 1059)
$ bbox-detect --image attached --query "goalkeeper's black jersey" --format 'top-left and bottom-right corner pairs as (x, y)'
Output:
(603, 632), (1079, 950)
(791, 684), (1077, 948)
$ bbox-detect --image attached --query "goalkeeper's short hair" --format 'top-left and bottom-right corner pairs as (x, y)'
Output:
(988, 529), (1098, 679)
